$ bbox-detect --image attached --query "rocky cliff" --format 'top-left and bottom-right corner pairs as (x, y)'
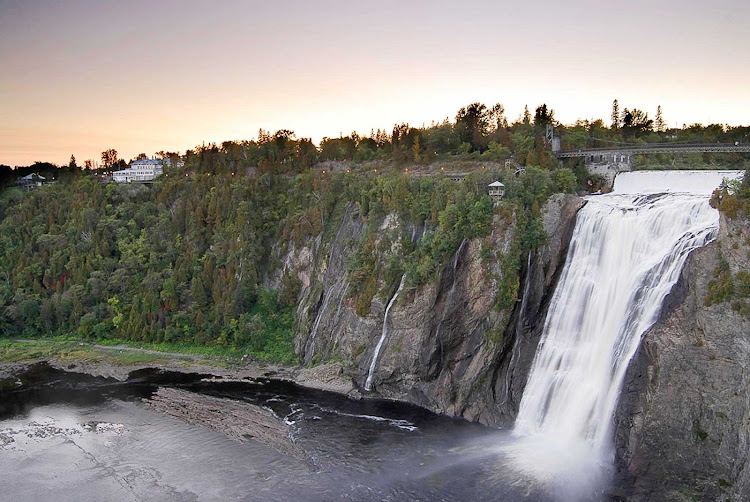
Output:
(615, 213), (750, 501)
(274, 194), (585, 427)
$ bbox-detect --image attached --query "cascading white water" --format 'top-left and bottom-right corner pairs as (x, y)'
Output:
(506, 170), (743, 493)
(365, 275), (406, 391)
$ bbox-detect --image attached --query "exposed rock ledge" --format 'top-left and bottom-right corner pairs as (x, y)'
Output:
(147, 387), (306, 460)
(614, 213), (750, 501)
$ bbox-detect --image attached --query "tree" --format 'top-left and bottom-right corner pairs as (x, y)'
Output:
(411, 134), (422, 163)
(523, 105), (531, 125)
(487, 103), (507, 132)
(294, 138), (317, 168)
(455, 102), (489, 151)
(84, 159), (93, 170)
(101, 149), (120, 169)
(654, 105), (665, 132)
(135, 153), (148, 161)
(611, 99), (620, 130)
(552, 168), (577, 193)
(533, 104), (554, 128)
(68, 155), (78, 169)
(621, 108), (653, 137)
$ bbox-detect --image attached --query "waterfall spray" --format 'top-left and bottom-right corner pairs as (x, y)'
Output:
(505, 170), (742, 494)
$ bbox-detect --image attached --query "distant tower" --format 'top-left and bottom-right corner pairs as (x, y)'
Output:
(546, 124), (561, 152)
(488, 181), (505, 205)
(552, 136), (561, 153)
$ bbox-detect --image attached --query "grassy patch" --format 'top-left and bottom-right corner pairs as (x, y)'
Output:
(0, 339), (211, 367)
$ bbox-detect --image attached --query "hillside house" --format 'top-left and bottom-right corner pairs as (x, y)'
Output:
(16, 173), (47, 190)
(112, 158), (165, 183)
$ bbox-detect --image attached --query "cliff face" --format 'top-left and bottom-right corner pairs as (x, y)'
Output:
(276, 195), (585, 427)
(615, 213), (750, 501)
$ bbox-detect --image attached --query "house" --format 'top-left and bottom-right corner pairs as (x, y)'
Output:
(112, 158), (165, 183)
(16, 173), (47, 190)
(488, 181), (505, 204)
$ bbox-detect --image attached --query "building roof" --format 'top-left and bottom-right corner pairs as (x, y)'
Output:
(130, 158), (166, 166)
(488, 181), (505, 187)
(21, 173), (45, 180)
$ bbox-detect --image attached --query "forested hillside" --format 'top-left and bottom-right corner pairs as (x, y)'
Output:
(2, 99), (746, 364)
(0, 153), (575, 363)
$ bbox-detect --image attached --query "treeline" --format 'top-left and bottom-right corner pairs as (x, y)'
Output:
(4, 101), (748, 182)
(0, 150), (576, 360)
(180, 101), (749, 174)
(201, 102), (560, 175)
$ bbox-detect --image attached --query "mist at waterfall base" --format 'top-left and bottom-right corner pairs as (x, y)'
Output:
(1, 171), (742, 501)
(497, 170), (743, 500)
(0, 366), (537, 502)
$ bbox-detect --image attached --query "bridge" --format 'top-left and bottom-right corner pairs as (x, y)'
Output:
(555, 143), (750, 161)
(551, 137), (750, 187)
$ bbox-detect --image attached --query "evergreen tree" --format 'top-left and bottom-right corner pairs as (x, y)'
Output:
(533, 104), (554, 127)
(611, 99), (620, 130)
(655, 105), (665, 132)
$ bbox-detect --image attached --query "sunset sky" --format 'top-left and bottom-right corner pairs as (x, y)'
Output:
(1, 0), (748, 167)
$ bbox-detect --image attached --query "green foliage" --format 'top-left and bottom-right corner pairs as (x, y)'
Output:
(709, 171), (750, 219)
(519, 216), (547, 251)
(735, 271), (750, 297)
(705, 257), (735, 306)
(0, 131), (576, 361)
(345, 172), (501, 302)
(0, 170), (318, 362)
(494, 249), (520, 311)
(217, 288), (297, 363)
(552, 168), (577, 193)
(486, 326), (504, 344)
(693, 423), (709, 441)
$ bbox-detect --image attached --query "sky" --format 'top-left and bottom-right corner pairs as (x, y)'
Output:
(1, 0), (748, 167)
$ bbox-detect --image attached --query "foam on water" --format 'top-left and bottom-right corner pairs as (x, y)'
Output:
(505, 170), (736, 496)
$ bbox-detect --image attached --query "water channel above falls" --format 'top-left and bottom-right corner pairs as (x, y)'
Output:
(0, 170), (743, 502)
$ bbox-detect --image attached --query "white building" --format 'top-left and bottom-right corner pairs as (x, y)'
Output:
(16, 173), (47, 190)
(112, 159), (165, 183)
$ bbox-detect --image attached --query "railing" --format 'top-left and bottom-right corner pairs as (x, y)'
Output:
(556, 143), (750, 158)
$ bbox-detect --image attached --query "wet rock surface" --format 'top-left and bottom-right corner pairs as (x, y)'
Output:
(615, 215), (750, 501)
(147, 387), (305, 459)
(286, 194), (585, 427)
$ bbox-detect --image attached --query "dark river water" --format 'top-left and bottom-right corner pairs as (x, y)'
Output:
(0, 363), (606, 501)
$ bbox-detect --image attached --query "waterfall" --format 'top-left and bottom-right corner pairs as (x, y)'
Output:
(365, 275), (406, 392)
(505, 170), (741, 491)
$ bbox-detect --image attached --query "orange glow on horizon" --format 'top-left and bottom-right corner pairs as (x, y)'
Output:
(1, 2), (748, 167)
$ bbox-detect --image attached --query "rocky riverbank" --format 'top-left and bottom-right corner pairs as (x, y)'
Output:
(0, 343), (357, 397)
